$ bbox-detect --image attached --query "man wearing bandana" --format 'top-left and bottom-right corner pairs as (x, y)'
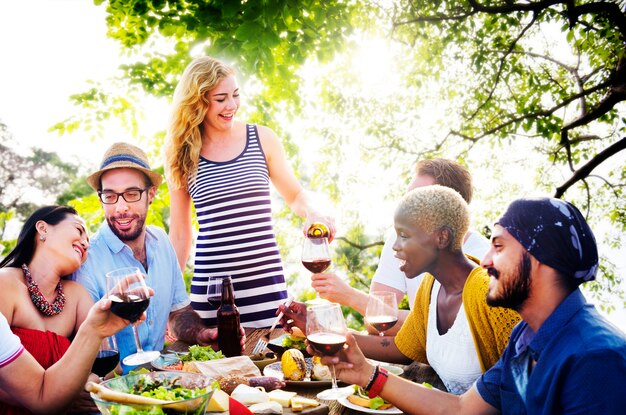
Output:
(316, 197), (626, 415)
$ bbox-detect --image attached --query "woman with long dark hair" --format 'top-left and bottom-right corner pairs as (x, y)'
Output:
(0, 205), (94, 414)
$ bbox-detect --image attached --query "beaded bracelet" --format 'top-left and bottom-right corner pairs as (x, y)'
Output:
(364, 365), (379, 391)
(367, 366), (389, 399)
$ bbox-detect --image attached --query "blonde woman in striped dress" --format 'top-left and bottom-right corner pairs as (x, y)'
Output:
(165, 56), (335, 328)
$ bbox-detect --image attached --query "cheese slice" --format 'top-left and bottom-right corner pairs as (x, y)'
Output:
(267, 389), (297, 407)
(206, 388), (230, 412)
(291, 396), (320, 410)
(231, 384), (270, 405)
(248, 401), (284, 414)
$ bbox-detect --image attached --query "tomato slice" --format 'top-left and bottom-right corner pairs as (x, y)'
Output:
(229, 397), (253, 415)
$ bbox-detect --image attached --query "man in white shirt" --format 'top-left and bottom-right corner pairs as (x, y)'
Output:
(312, 158), (489, 334)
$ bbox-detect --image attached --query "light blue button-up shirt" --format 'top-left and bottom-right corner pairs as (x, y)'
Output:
(72, 222), (190, 370)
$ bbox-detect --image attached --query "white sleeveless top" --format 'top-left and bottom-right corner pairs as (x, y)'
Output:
(425, 280), (483, 395)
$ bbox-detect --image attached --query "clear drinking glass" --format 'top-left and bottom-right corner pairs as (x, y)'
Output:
(306, 303), (348, 400)
(105, 266), (159, 366)
(206, 275), (226, 309)
(366, 292), (399, 336)
(302, 236), (332, 305)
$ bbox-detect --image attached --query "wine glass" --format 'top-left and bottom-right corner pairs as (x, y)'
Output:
(366, 292), (399, 336)
(302, 236), (331, 305)
(92, 335), (119, 379)
(306, 303), (348, 400)
(206, 275), (226, 310)
(105, 266), (159, 366)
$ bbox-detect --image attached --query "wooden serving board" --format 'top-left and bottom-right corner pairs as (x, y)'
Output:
(206, 404), (329, 415)
(206, 402), (329, 415)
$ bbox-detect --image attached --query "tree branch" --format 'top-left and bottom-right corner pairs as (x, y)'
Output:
(555, 137), (626, 198)
(335, 236), (384, 251)
(451, 76), (612, 141)
(468, 13), (539, 120)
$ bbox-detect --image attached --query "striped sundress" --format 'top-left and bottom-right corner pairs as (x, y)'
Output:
(188, 124), (289, 328)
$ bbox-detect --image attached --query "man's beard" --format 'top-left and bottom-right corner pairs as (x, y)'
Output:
(107, 213), (145, 242)
(486, 252), (532, 311)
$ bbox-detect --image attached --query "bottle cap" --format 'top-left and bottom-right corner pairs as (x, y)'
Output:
(307, 222), (330, 239)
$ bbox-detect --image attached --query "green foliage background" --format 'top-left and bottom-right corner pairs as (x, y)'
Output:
(2, 0), (625, 325)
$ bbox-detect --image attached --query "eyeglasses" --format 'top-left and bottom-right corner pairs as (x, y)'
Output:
(98, 187), (152, 204)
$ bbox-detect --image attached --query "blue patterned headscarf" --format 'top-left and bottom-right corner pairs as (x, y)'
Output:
(497, 197), (598, 283)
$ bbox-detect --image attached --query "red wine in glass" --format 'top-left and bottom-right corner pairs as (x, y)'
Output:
(306, 303), (347, 400)
(106, 267), (159, 366)
(307, 332), (346, 356)
(109, 293), (150, 323)
(302, 259), (331, 273)
(92, 350), (120, 377)
(207, 295), (221, 308)
(207, 275), (226, 309)
(366, 292), (399, 336)
(367, 316), (398, 333)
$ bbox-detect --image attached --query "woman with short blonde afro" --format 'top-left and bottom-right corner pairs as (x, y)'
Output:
(164, 56), (335, 328)
(395, 184), (469, 252)
(335, 185), (520, 395)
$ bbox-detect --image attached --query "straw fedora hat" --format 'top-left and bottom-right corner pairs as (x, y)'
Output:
(86, 142), (163, 191)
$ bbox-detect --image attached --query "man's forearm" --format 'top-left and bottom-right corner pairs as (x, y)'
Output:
(169, 306), (205, 344)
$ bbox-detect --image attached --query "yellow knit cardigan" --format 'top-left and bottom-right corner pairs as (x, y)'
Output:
(394, 265), (521, 372)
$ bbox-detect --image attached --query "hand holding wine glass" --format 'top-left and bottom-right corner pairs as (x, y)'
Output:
(366, 292), (399, 336)
(306, 303), (348, 400)
(105, 266), (159, 366)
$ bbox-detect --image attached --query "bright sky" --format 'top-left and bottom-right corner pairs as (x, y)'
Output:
(1, 0), (624, 331)
(0, 0), (129, 165)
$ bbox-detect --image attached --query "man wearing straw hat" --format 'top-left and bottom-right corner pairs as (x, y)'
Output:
(73, 142), (237, 369)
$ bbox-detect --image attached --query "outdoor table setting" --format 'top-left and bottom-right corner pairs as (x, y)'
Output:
(157, 327), (442, 415)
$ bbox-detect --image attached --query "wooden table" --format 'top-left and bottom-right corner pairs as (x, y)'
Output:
(166, 328), (445, 415)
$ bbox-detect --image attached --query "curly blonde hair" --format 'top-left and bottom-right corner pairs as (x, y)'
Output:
(165, 56), (236, 189)
(396, 185), (469, 251)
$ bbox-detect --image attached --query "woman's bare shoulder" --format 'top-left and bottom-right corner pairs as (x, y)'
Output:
(62, 280), (92, 296)
(0, 267), (22, 283)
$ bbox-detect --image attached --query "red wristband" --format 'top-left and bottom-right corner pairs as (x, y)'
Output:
(367, 366), (389, 399)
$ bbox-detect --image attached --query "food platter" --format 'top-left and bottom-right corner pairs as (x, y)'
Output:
(263, 358), (332, 386)
(337, 396), (402, 414)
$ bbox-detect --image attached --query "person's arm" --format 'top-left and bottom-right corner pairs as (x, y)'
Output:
(168, 187), (194, 272)
(318, 333), (497, 415)
(169, 305), (218, 347)
(168, 306), (246, 352)
(0, 299), (134, 414)
(352, 331), (412, 364)
(67, 282), (100, 413)
(311, 272), (371, 314)
(258, 125), (336, 240)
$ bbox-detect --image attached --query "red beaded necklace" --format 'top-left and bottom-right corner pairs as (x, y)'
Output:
(22, 263), (66, 316)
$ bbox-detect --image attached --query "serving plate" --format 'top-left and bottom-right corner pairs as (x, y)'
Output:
(263, 358), (332, 386)
(337, 396), (402, 414)
(266, 334), (311, 357)
(151, 353), (185, 372)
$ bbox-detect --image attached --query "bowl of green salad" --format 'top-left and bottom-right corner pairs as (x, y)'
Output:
(89, 371), (215, 415)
